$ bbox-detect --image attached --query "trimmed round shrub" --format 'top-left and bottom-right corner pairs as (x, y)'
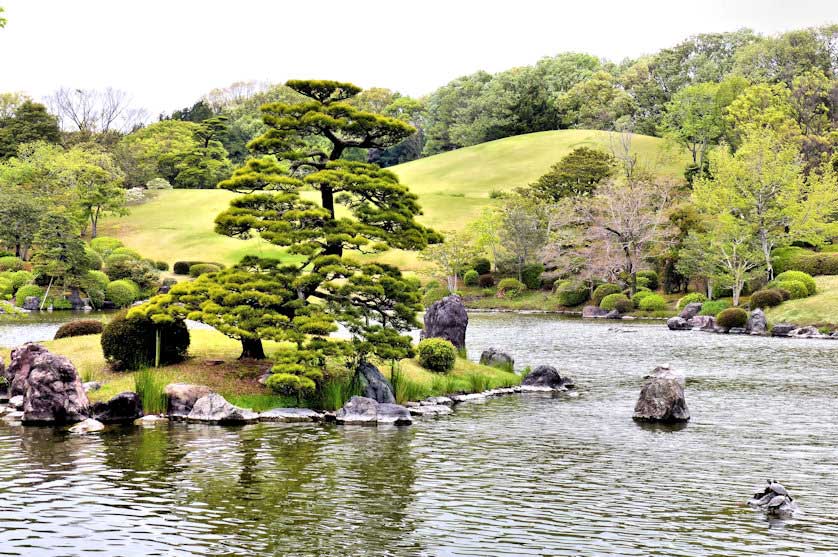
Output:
(774, 271), (816, 296)
(155, 260), (169, 271)
(478, 273), (495, 288)
(613, 297), (634, 314)
(636, 270), (659, 290)
(592, 283), (622, 305)
(772, 279), (808, 299)
(631, 289), (653, 308)
(417, 338), (457, 373)
(422, 287), (446, 308)
(775, 288), (791, 301)
(497, 278), (526, 298)
(101, 311), (190, 371)
(189, 263), (221, 277)
(146, 177), (172, 190)
(716, 307), (748, 329)
(638, 293), (667, 311)
(9, 270), (33, 293)
(635, 276), (651, 290)
(700, 299), (731, 316)
(749, 289), (784, 308)
(0, 278), (12, 297)
(173, 261), (193, 275)
(600, 293), (630, 311)
(107, 279), (141, 308)
(84, 248), (103, 270)
(521, 264), (544, 290)
(556, 282), (588, 306)
(86, 270), (110, 291)
(463, 270), (479, 286)
(472, 257), (491, 275)
(111, 247), (142, 259)
(15, 284), (44, 306)
(266, 373), (316, 398)
(106, 257), (159, 290)
(0, 256), (23, 272)
(677, 292), (707, 310)
(54, 319), (104, 340)
(90, 236), (123, 255)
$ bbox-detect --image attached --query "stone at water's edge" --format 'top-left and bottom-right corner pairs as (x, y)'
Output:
(771, 323), (796, 337)
(522, 365), (572, 389)
(582, 305), (608, 318)
(8, 395), (23, 410)
(421, 295), (468, 350)
(747, 309), (768, 335)
(479, 348), (514, 370)
(356, 361), (395, 404)
(22, 296), (40, 311)
(632, 365), (690, 423)
(689, 315), (715, 330)
(6, 343), (49, 397)
(91, 392), (143, 424)
(678, 302), (703, 320)
(69, 418), (105, 434)
(409, 404), (452, 417)
(336, 396), (412, 425)
(259, 408), (322, 422)
(164, 383), (213, 418)
(187, 393), (259, 423)
(22, 352), (90, 425)
(667, 317), (692, 331)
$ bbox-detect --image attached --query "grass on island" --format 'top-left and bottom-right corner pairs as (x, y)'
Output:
(99, 130), (688, 273)
(765, 276), (838, 327)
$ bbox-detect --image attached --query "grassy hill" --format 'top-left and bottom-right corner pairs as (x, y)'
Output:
(100, 130), (687, 270)
(765, 276), (838, 327)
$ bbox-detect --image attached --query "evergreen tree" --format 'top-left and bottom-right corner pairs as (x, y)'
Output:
(0, 101), (61, 160)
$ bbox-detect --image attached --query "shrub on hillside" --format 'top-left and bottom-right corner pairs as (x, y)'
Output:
(90, 236), (123, 255)
(716, 307), (748, 329)
(154, 261), (169, 271)
(8, 270), (33, 293)
(417, 338), (456, 373)
(638, 293), (667, 311)
(556, 282), (588, 306)
(0, 256), (23, 272)
(497, 278), (526, 298)
(772, 246), (838, 275)
(592, 283), (622, 305)
(700, 300), (731, 316)
(773, 271), (816, 296)
(521, 264), (544, 290)
(189, 263), (221, 277)
(54, 319), (104, 340)
(15, 284), (44, 306)
(86, 270), (110, 291)
(472, 257), (491, 275)
(749, 289), (784, 308)
(107, 279), (141, 308)
(463, 270), (479, 286)
(631, 289), (653, 308)
(101, 311), (189, 371)
(677, 292), (707, 310)
(106, 257), (159, 290)
(775, 288), (791, 301)
(84, 248), (103, 270)
(111, 247), (142, 259)
(600, 293), (630, 311)
(173, 261), (193, 275)
(772, 279), (808, 299)
(478, 274), (495, 288)
(636, 270), (659, 290)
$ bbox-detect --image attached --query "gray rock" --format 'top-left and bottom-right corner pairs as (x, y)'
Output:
(69, 418), (105, 434)
(771, 323), (796, 337)
(82, 381), (102, 393)
(582, 305), (608, 318)
(164, 383), (213, 418)
(421, 295), (468, 350)
(479, 348), (514, 370)
(632, 365), (690, 423)
(135, 414), (168, 425)
(91, 392), (143, 424)
(604, 309), (622, 319)
(6, 343), (49, 397)
(728, 327), (747, 334)
(377, 403), (413, 424)
(9, 395), (23, 410)
(688, 315), (715, 330)
(789, 325), (822, 338)
(522, 365), (569, 389)
(22, 296), (40, 311)
(356, 361), (395, 403)
(22, 351), (90, 425)
(667, 316), (692, 331)
(335, 396), (412, 425)
(186, 393), (258, 423)
(409, 404), (453, 417)
(259, 408), (322, 422)
(746, 309), (768, 335)
(678, 302), (703, 320)
(424, 396), (454, 406)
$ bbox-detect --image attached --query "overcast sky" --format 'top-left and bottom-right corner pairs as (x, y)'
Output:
(1, 0), (836, 117)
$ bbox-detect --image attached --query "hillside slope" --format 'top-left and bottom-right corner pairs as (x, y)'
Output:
(100, 130), (687, 269)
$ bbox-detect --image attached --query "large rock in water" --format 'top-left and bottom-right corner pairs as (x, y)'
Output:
(186, 393), (258, 423)
(164, 383), (213, 418)
(479, 348), (514, 370)
(335, 396), (412, 425)
(6, 343), (49, 397)
(667, 317), (692, 331)
(747, 309), (768, 335)
(22, 351), (89, 424)
(632, 365), (690, 423)
(421, 295), (468, 350)
(522, 365), (571, 389)
(678, 302), (703, 320)
(771, 323), (796, 337)
(91, 392), (143, 423)
(356, 361), (395, 403)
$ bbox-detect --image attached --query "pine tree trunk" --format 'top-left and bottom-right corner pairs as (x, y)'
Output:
(239, 337), (266, 360)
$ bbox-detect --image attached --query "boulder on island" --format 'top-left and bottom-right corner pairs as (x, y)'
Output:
(678, 302), (703, 320)
(91, 392), (143, 424)
(356, 361), (395, 404)
(771, 323), (796, 337)
(186, 393), (258, 424)
(421, 295), (468, 350)
(164, 383), (213, 418)
(22, 351), (90, 425)
(632, 365), (690, 423)
(479, 348), (514, 370)
(335, 396), (412, 426)
(522, 365), (573, 390)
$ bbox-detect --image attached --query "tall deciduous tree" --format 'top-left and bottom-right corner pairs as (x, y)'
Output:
(420, 231), (479, 292)
(498, 194), (549, 281)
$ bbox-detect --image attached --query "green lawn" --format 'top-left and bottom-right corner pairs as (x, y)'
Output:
(765, 276), (838, 327)
(100, 130), (687, 273)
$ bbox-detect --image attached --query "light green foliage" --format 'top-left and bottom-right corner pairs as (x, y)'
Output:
(600, 293), (630, 311)
(774, 270), (816, 296)
(86, 270), (110, 290)
(0, 256), (22, 271)
(556, 282), (588, 306)
(631, 289), (653, 308)
(417, 338), (457, 373)
(638, 294), (667, 311)
(90, 236), (123, 255)
(677, 292), (707, 310)
(556, 71), (634, 130)
(497, 278), (526, 298)
(133, 368), (168, 414)
(188, 263), (221, 277)
(771, 279), (809, 299)
(463, 269), (478, 286)
(266, 373), (316, 399)
(420, 230), (478, 292)
(15, 284), (44, 306)
(528, 147), (615, 202)
(700, 299), (731, 316)
(592, 283), (623, 305)
(107, 279), (140, 307)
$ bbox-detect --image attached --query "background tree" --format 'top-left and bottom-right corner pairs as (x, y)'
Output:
(420, 231), (478, 292)
(31, 212), (91, 304)
(527, 147), (616, 201)
(47, 87), (147, 134)
(63, 145), (127, 237)
(0, 194), (40, 257)
(0, 100), (61, 159)
(466, 207), (503, 271)
(498, 194), (549, 281)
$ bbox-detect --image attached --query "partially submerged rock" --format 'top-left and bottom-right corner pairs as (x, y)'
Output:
(582, 305), (608, 318)
(632, 365), (690, 423)
(522, 365), (572, 390)
(771, 323), (796, 337)
(667, 316), (692, 331)
(356, 361), (395, 404)
(335, 396), (412, 425)
(22, 351), (89, 425)
(789, 325), (822, 338)
(689, 315), (715, 330)
(259, 408), (322, 422)
(186, 393), (258, 424)
(749, 479), (798, 519)
(409, 404), (452, 417)
(421, 295), (468, 350)
(91, 392), (143, 424)
(479, 348), (514, 370)
(164, 383), (213, 418)
(69, 418), (105, 434)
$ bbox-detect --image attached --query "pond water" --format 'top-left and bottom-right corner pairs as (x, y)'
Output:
(0, 310), (111, 347)
(1, 312), (837, 556)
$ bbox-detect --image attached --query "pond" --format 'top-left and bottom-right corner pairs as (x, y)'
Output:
(0, 310), (111, 347)
(1, 312), (837, 556)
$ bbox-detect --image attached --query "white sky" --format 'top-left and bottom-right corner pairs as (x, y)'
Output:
(1, 0), (836, 117)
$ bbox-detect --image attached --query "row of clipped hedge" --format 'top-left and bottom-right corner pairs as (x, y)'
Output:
(772, 246), (838, 276)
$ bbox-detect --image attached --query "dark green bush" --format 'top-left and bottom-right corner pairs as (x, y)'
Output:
(101, 311), (190, 371)
(773, 271), (816, 296)
(463, 270), (479, 286)
(716, 307), (748, 329)
(600, 293), (630, 311)
(497, 278), (526, 298)
(520, 264), (544, 290)
(677, 292), (707, 310)
(107, 279), (140, 308)
(772, 279), (808, 299)
(556, 282), (588, 306)
(636, 270), (659, 290)
(472, 257), (491, 275)
(478, 274), (495, 288)
(638, 294), (667, 311)
(189, 263), (221, 277)
(613, 297), (633, 314)
(700, 300), (731, 316)
(775, 288), (791, 301)
(15, 284), (44, 306)
(592, 283), (622, 305)
(417, 338), (457, 373)
(749, 289), (784, 308)
(54, 319), (104, 339)
(173, 261), (193, 275)
(772, 246), (838, 275)
(0, 256), (23, 271)
(155, 261), (169, 271)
